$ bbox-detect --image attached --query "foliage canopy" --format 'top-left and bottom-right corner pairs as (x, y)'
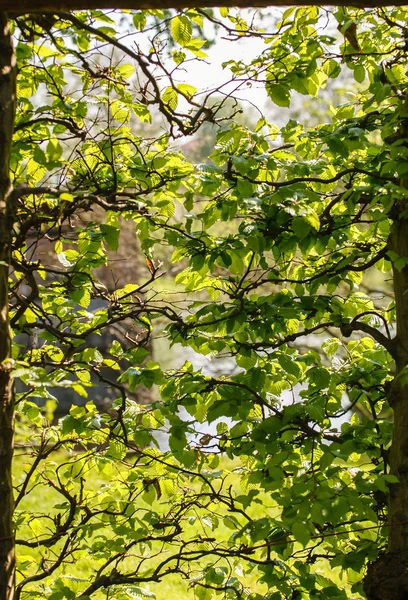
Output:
(3, 5), (408, 600)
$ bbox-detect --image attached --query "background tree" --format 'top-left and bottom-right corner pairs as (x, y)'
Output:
(1, 5), (408, 600)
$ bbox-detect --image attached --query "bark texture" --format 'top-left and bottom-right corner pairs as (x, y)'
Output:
(0, 11), (16, 600)
(1, 0), (407, 13)
(387, 218), (408, 556)
(364, 103), (408, 598)
(364, 219), (408, 598)
(364, 551), (408, 600)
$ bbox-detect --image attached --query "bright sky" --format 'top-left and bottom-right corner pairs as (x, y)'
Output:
(185, 34), (268, 107)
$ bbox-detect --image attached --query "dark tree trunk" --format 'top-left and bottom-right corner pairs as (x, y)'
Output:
(0, 11), (16, 600)
(364, 220), (408, 597)
(364, 103), (408, 599)
(364, 223), (408, 597)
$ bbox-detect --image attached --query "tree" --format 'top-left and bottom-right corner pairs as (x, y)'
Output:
(1, 4), (408, 600)
(2, 0), (408, 12)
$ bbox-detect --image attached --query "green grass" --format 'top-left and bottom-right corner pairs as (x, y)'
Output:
(13, 447), (273, 599)
(13, 446), (363, 600)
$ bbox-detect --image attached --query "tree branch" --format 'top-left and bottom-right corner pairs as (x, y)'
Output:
(4, 0), (408, 14)
(342, 315), (396, 357)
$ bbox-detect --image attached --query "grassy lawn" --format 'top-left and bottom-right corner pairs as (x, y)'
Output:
(13, 447), (273, 598)
(13, 445), (361, 599)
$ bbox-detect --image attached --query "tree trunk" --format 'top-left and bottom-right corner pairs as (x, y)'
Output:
(364, 221), (408, 597)
(0, 11), (16, 600)
(364, 104), (408, 596)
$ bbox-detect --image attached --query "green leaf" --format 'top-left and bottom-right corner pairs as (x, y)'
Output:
(278, 354), (301, 378)
(71, 288), (91, 308)
(133, 13), (147, 31)
(267, 84), (291, 107)
(33, 145), (47, 165)
(118, 64), (136, 79)
(353, 65), (365, 83)
(177, 83), (197, 99)
(171, 15), (192, 47)
(156, 198), (176, 217)
(236, 350), (257, 369)
(100, 224), (119, 251)
(47, 139), (62, 162)
(162, 87), (179, 111)
(80, 348), (104, 364)
(322, 338), (340, 356)
(132, 104), (152, 123)
(111, 99), (130, 123)
(292, 217), (311, 240)
(323, 59), (341, 79)
(111, 585), (156, 599)
(8, 8), (406, 598)
(292, 522), (310, 548)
